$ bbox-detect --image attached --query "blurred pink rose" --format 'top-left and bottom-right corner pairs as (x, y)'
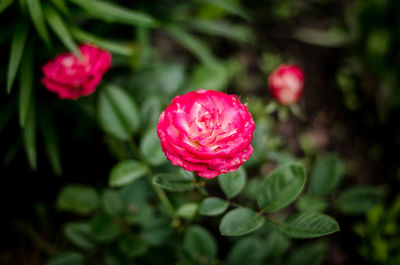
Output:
(157, 89), (255, 178)
(268, 64), (304, 105)
(42, 44), (111, 99)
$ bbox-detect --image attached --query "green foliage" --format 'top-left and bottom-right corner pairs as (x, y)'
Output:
(219, 207), (265, 236)
(199, 197), (228, 216)
(64, 222), (96, 250)
(256, 163), (306, 212)
(45, 252), (83, 265)
(69, 0), (157, 27)
(7, 19), (29, 93)
(23, 101), (37, 169)
(27, 0), (50, 45)
(354, 195), (400, 264)
(189, 62), (228, 91)
(218, 167), (246, 199)
(153, 173), (196, 192)
(286, 243), (326, 265)
(226, 237), (265, 265)
(102, 190), (123, 216)
(338, 186), (381, 215)
(309, 153), (345, 195)
(57, 185), (99, 214)
(18, 47), (33, 127)
(184, 225), (218, 263)
(277, 212), (339, 239)
(108, 160), (148, 187)
(296, 195), (327, 212)
(177, 203), (199, 219)
(2, 1), (388, 264)
(140, 127), (167, 166)
(166, 26), (215, 65)
(0, 0), (14, 13)
(98, 84), (140, 141)
(118, 235), (148, 257)
(44, 6), (78, 55)
(90, 214), (121, 241)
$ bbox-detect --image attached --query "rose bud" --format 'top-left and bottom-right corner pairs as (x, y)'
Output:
(268, 64), (304, 105)
(157, 89), (255, 178)
(42, 43), (111, 99)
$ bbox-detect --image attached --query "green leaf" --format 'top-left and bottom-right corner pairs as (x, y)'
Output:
(102, 190), (123, 216)
(69, 0), (157, 27)
(153, 173), (195, 192)
(45, 252), (83, 265)
(71, 27), (134, 56)
(296, 195), (327, 212)
(139, 127), (166, 166)
(45, 6), (79, 55)
(188, 19), (253, 43)
(50, 0), (68, 13)
(98, 84), (140, 141)
(130, 63), (186, 99)
(65, 222), (96, 250)
(287, 242), (326, 265)
(277, 211), (339, 239)
(226, 237), (265, 265)
(140, 95), (162, 129)
(184, 225), (217, 263)
(198, 0), (250, 20)
(7, 19), (29, 93)
(18, 46), (33, 127)
(39, 107), (62, 175)
(57, 185), (99, 214)
(26, 0), (50, 45)
(218, 167), (246, 199)
(199, 197), (228, 216)
(118, 235), (148, 257)
(256, 163), (306, 212)
(166, 26), (215, 65)
(177, 203), (199, 219)
(23, 100), (36, 169)
(141, 218), (173, 246)
(294, 27), (351, 47)
(189, 62), (228, 91)
(0, 0), (14, 13)
(263, 230), (291, 258)
(219, 207), (265, 236)
(109, 160), (148, 187)
(90, 214), (121, 242)
(337, 186), (381, 215)
(310, 154), (345, 195)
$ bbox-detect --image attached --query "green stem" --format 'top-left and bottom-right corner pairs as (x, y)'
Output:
(146, 174), (182, 228)
(125, 139), (181, 228)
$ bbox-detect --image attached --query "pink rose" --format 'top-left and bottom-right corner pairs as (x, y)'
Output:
(157, 89), (255, 178)
(268, 64), (304, 105)
(42, 44), (111, 99)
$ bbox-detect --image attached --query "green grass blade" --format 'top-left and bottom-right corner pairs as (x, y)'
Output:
(19, 47), (34, 128)
(45, 6), (79, 55)
(7, 19), (29, 94)
(27, 0), (50, 45)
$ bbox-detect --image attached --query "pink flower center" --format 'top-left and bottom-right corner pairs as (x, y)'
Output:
(186, 102), (235, 150)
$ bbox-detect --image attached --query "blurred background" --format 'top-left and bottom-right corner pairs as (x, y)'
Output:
(0, 0), (399, 264)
